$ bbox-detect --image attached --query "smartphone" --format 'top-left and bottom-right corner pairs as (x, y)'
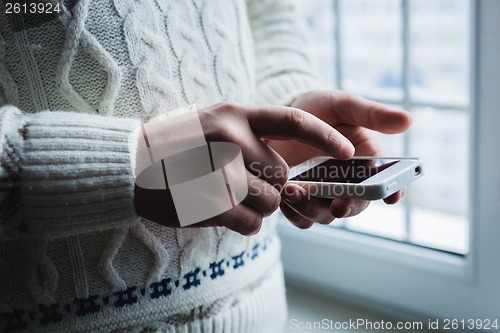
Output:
(288, 157), (424, 200)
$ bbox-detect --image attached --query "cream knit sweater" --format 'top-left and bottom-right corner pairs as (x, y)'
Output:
(0, 0), (321, 332)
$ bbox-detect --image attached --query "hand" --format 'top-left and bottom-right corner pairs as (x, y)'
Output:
(267, 90), (413, 229)
(135, 102), (355, 235)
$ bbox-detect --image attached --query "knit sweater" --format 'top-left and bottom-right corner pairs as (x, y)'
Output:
(0, 0), (321, 332)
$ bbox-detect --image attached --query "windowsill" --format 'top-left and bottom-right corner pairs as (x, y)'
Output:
(285, 282), (429, 332)
(337, 202), (469, 255)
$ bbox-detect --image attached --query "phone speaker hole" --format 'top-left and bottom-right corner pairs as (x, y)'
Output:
(414, 166), (421, 176)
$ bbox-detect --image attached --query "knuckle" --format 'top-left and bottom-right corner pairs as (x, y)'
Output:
(342, 92), (364, 113)
(241, 213), (263, 235)
(324, 129), (341, 150)
(266, 148), (289, 182)
(214, 101), (240, 113)
(217, 122), (241, 143)
(209, 103), (249, 143)
(272, 163), (289, 190)
(249, 180), (281, 216)
(247, 178), (260, 195)
(339, 91), (357, 104)
(285, 108), (306, 130)
(264, 192), (280, 216)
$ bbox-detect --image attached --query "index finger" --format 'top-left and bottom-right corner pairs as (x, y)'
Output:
(245, 106), (355, 160)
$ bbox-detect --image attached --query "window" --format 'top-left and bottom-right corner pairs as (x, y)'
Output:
(278, 0), (500, 321)
(299, 0), (470, 255)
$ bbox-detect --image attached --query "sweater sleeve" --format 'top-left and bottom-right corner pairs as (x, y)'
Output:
(247, 0), (324, 106)
(0, 105), (142, 241)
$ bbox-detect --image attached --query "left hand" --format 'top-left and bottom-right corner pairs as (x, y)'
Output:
(267, 90), (413, 229)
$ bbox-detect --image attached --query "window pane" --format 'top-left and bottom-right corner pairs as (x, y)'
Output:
(409, 108), (469, 215)
(299, 0), (337, 88)
(339, 0), (402, 100)
(370, 131), (406, 156)
(409, 0), (470, 106)
(408, 108), (469, 254)
(409, 208), (469, 254)
(370, 104), (406, 156)
(342, 202), (408, 241)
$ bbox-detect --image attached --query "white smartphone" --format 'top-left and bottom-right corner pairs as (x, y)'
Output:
(288, 156), (424, 200)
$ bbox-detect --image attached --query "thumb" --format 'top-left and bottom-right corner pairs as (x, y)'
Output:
(332, 93), (413, 134)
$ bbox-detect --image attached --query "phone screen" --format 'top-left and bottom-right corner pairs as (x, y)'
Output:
(290, 158), (399, 183)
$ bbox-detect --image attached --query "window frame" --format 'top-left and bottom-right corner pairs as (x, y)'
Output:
(279, 0), (500, 320)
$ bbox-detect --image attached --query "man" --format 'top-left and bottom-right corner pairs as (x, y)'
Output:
(0, 0), (410, 332)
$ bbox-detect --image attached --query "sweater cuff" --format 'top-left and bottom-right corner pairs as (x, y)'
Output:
(21, 111), (142, 239)
(255, 72), (323, 106)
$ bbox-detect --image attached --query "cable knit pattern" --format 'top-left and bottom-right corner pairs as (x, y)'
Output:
(176, 228), (215, 276)
(98, 227), (129, 291)
(130, 223), (169, 286)
(66, 235), (90, 299)
(0, 0), (322, 331)
(0, 32), (19, 105)
(159, 1), (218, 106)
(114, 0), (180, 116)
(56, 0), (122, 115)
(195, 0), (242, 101)
(247, 0), (322, 105)
(20, 239), (58, 305)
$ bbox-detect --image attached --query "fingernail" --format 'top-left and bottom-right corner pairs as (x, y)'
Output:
(283, 187), (304, 205)
(344, 142), (355, 159)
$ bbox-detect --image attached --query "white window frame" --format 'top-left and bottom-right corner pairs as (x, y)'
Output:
(278, 0), (500, 320)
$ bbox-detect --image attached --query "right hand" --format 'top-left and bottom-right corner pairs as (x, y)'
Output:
(134, 102), (354, 235)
